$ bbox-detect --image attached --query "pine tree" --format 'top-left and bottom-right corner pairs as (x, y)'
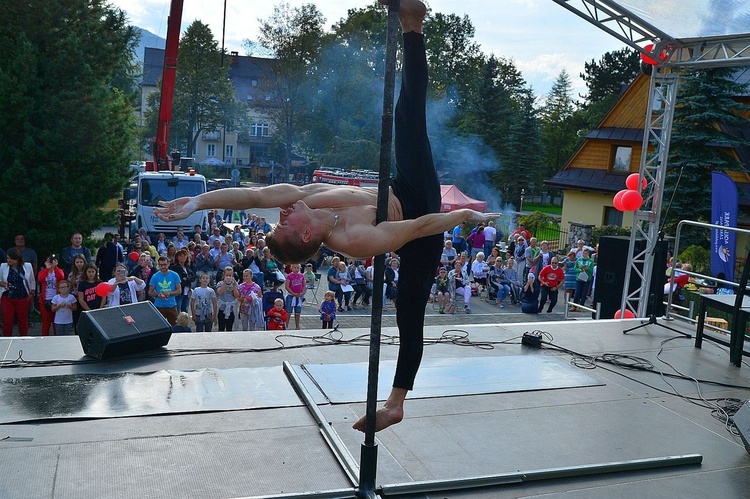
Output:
(664, 67), (750, 242)
(540, 70), (578, 180)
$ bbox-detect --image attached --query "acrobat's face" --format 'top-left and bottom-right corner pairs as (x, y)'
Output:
(277, 201), (313, 234)
(274, 200), (316, 246)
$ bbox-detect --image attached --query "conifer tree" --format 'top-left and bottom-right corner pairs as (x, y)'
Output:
(664, 68), (750, 242)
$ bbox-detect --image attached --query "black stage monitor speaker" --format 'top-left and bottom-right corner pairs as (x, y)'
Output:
(77, 302), (172, 360)
(734, 400), (750, 454)
(594, 236), (667, 319)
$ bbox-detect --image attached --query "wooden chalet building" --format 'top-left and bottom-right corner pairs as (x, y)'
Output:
(545, 68), (750, 240)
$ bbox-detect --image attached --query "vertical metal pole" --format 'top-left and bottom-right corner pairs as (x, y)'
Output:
(358, 1), (400, 497)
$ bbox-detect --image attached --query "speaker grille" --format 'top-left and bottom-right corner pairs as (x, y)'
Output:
(78, 302), (172, 360)
(87, 304), (169, 340)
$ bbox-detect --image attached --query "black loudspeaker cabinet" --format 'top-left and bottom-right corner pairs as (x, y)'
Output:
(594, 236), (667, 319)
(734, 400), (750, 454)
(77, 301), (172, 360)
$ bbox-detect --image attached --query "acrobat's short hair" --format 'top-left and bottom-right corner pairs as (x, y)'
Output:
(265, 231), (322, 265)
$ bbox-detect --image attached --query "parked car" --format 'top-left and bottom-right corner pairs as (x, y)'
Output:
(207, 178), (234, 191)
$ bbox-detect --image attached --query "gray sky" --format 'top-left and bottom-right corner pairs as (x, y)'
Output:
(112, 0), (628, 97)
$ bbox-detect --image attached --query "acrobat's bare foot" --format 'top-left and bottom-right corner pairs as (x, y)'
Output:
(378, 0), (426, 34)
(352, 404), (404, 432)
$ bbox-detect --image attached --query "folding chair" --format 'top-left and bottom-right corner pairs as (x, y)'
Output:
(305, 273), (321, 306)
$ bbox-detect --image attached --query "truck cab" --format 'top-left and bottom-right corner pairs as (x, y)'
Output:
(128, 171), (208, 239)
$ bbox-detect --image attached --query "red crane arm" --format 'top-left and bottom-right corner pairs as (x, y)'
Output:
(149, 0), (184, 171)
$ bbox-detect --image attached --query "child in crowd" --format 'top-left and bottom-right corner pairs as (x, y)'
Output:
(434, 267), (450, 314)
(262, 281), (284, 322)
(266, 297), (288, 331)
(284, 263), (306, 330)
(51, 279), (77, 336)
(172, 312), (192, 333)
(215, 266), (239, 331)
(303, 263), (316, 297)
(191, 273), (217, 332)
(238, 269), (264, 331)
(319, 291), (337, 329)
(77, 263), (104, 313)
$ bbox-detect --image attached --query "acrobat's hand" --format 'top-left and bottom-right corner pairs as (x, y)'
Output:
(466, 210), (502, 222)
(154, 197), (199, 222)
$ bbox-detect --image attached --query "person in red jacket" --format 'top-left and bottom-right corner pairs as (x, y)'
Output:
(538, 256), (565, 313)
(266, 297), (289, 331)
(38, 254), (65, 335)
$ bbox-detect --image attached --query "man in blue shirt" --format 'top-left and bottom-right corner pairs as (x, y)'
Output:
(451, 224), (466, 255)
(148, 256), (182, 325)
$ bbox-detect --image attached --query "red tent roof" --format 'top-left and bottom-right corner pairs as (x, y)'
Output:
(440, 185), (488, 212)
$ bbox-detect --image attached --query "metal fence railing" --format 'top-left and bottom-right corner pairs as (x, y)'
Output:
(534, 222), (570, 255)
(666, 220), (750, 322)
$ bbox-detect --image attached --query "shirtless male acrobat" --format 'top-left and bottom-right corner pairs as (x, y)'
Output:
(155, 0), (499, 432)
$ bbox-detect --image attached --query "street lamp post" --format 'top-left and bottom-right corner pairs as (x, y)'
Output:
(520, 189), (525, 213)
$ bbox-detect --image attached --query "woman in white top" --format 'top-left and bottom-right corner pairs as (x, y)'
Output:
(449, 260), (472, 313)
(105, 263), (146, 307)
(470, 251), (490, 291)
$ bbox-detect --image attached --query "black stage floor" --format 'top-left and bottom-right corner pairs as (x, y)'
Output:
(1, 318), (749, 498)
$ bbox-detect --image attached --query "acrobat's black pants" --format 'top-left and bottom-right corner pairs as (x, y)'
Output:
(390, 32), (443, 390)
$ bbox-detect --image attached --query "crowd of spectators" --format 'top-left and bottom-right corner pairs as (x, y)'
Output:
(434, 222), (600, 315)
(1, 218), (611, 337)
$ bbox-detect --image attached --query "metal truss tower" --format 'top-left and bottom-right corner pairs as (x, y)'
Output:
(620, 71), (679, 316)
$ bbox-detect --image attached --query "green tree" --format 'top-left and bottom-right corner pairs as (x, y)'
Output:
(450, 55), (534, 205)
(424, 12), (484, 101)
(580, 48), (640, 104)
(295, 3), (387, 169)
(664, 67), (750, 243)
(503, 89), (544, 201)
(574, 48), (640, 132)
(0, 0), (138, 255)
(142, 21), (244, 158)
(255, 2), (325, 170)
(540, 70), (578, 180)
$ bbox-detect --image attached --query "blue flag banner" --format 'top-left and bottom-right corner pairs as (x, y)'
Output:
(711, 172), (738, 281)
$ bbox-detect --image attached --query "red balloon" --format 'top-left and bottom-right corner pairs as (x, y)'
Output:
(95, 282), (114, 298)
(625, 173), (647, 191)
(640, 43), (666, 66)
(129, 251), (140, 261)
(614, 309), (636, 319)
(613, 189), (628, 211)
(620, 190), (643, 211)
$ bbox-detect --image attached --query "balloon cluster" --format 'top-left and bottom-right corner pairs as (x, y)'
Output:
(613, 173), (647, 212)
